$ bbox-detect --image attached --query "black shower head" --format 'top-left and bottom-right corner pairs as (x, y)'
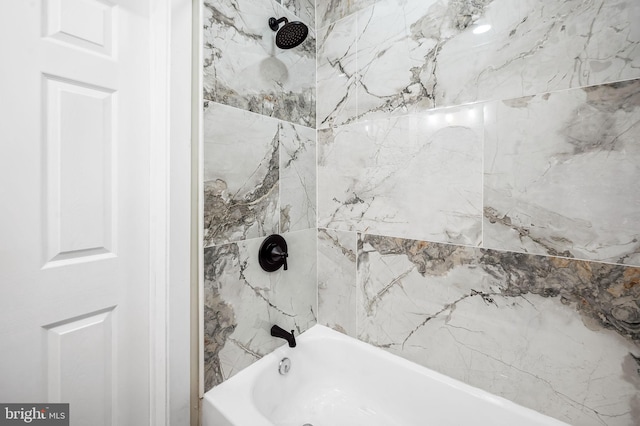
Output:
(268, 17), (309, 49)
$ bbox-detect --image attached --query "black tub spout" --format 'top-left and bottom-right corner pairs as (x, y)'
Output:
(271, 325), (296, 347)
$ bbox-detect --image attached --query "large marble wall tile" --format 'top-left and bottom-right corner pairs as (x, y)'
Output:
(484, 79), (640, 266)
(355, 0), (440, 121)
(357, 234), (640, 426)
(279, 122), (316, 232)
(354, 0), (640, 121)
(316, 0), (377, 29)
(203, 103), (279, 246)
(318, 228), (357, 336)
(436, 0), (640, 107)
(203, 0), (316, 127)
(204, 229), (317, 391)
(317, 15), (358, 129)
(318, 103), (483, 246)
(275, 0), (315, 29)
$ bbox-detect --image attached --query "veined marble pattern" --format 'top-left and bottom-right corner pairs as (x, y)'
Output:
(279, 122), (316, 232)
(318, 103), (483, 246)
(203, 103), (317, 245)
(203, 0), (316, 127)
(317, 15), (358, 129)
(316, 0), (377, 29)
(351, 0), (640, 122)
(484, 79), (640, 266)
(317, 228), (357, 336)
(436, 0), (640, 107)
(358, 234), (640, 426)
(276, 0), (315, 29)
(204, 229), (317, 391)
(355, 0), (440, 121)
(203, 103), (279, 247)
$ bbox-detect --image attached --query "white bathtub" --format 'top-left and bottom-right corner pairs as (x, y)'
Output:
(202, 325), (568, 426)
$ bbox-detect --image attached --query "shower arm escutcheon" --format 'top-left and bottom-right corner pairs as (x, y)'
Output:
(269, 17), (288, 31)
(258, 234), (288, 272)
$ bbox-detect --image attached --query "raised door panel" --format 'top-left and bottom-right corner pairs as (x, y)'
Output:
(45, 308), (115, 426)
(43, 0), (115, 56)
(42, 75), (116, 267)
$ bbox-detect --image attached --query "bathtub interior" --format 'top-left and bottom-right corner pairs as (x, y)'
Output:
(203, 325), (569, 426)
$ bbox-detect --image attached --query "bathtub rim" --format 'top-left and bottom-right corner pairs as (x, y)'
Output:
(202, 324), (569, 426)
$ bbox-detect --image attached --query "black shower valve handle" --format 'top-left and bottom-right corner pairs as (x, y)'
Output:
(271, 246), (288, 270)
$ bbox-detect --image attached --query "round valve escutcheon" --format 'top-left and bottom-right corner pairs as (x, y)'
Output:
(258, 234), (289, 272)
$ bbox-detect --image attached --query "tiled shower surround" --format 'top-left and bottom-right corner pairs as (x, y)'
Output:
(202, 0), (317, 392)
(203, 229), (317, 391)
(316, 0), (640, 424)
(316, 0), (640, 126)
(203, 0), (316, 127)
(320, 233), (640, 425)
(204, 0), (640, 425)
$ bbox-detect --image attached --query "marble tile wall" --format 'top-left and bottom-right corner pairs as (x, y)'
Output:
(316, 0), (640, 127)
(484, 80), (640, 265)
(279, 122), (317, 233)
(204, 0), (316, 127)
(319, 231), (640, 425)
(204, 229), (317, 391)
(316, 0), (640, 424)
(202, 0), (317, 391)
(317, 228), (357, 336)
(203, 102), (316, 246)
(357, 234), (640, 426)
(316, 15), (358, 128)
(276, 0), (315, 29)
(318, 103), (484, 246)
(316, 0), (376, 29)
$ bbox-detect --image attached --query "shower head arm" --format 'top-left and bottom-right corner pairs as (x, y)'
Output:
(269, 17), (289, 31)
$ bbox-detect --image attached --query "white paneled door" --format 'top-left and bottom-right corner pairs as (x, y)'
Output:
(0, 1), (156, 424)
